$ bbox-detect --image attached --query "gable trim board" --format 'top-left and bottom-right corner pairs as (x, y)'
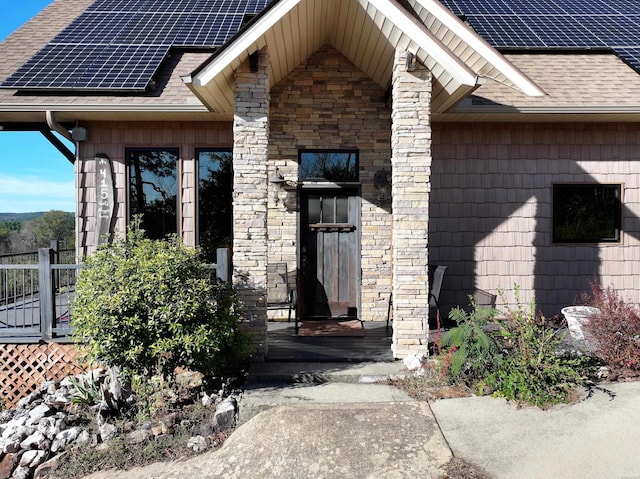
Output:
(184, 0), (545, 115)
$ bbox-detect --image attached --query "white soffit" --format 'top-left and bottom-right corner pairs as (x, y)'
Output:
(184, 0), (542, 113)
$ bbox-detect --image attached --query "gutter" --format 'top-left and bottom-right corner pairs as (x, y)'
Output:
(0, 104), (210, 113)
(451, 104), (640, 114)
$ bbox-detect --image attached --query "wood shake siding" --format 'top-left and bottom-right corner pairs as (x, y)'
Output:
(431, 122), (640, 316)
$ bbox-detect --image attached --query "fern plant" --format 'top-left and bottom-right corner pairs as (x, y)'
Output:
(440, 303), (502, 387)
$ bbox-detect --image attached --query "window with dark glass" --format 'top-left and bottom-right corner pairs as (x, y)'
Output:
(196, 149), (233, 263)
(127, 148), (178, 239)
(553, 184), (622, 243)
(299, 150), (358, 182)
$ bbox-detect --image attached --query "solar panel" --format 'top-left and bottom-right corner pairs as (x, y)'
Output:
(5, 0), (640, 91)
(440, 0), (640, 75)
(1, 0), (270, 91)
(467, 16), (545, 48)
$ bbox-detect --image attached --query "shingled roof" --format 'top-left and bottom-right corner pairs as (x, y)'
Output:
(1, 0), (640, 124)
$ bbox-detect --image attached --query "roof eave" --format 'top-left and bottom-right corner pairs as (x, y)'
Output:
(409, 0), (546, 97)
(361, 0), (479, 88)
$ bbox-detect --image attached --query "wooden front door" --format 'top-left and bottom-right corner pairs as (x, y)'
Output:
(300, 188), (360, 319)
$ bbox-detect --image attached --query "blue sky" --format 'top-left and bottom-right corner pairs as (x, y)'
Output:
(0, 0), (75, 214)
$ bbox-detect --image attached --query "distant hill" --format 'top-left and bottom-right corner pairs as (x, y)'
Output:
(0, 212), (47, 223)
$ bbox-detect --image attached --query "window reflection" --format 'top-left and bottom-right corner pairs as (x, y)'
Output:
(197, 149), (233, 262)
(128, 148), (178, 239)
(553, 184), (621, 243)
(300, 150), (358, 182)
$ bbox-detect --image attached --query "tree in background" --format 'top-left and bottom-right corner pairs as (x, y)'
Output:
(31, 210), (75, 248)
(0, 211), (74, 254)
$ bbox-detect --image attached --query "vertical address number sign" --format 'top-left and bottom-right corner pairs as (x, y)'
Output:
(95, 154), (116, 245)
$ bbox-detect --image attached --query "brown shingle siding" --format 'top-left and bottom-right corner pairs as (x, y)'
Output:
(432, 122), (640, 316)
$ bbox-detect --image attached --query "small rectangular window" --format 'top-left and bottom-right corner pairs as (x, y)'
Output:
(127, 148), (178, 239)
(553, 183), (622, 243)
(299, 150), (358, 182)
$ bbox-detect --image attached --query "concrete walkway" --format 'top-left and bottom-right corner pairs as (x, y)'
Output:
(431, 380), (640, 479)
(82, 361), (640, 479)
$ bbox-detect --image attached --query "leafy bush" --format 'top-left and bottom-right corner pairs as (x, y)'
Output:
(490, 288), (584, 408)
(439, 287), (586, 408)
(582, 282), (640, 377)
(71, 221), (248, 382)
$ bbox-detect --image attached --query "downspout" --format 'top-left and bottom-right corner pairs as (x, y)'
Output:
(44, 111), (76, 164)
(46, 110), (73, 142)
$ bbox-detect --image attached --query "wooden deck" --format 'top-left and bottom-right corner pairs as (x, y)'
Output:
(266, 321), (393, 362)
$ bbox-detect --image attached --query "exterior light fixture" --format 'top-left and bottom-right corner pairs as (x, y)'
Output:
(269, 166), (286, 204)
(406, 53), (417, 72)
(373, 168), (391, 204)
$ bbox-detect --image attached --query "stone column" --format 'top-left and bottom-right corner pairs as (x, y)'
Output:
(233, 48), (270, 359)
(391, 49), (433, 359)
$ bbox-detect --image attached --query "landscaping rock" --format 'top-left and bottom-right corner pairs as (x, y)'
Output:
(0, 452), (20, 479)
(51, 427), (80, 453)
(19, 431), (47, 450)
(27, 405), (53, 424)
(128, 427), (152, 445)
(33, 453), (65, 479)
(187, 435), (207, 453)
(19, 450), (47, 469)
(214, 397), (238, 433)
(0, 368), (238, 479)
(176, 370), (204, 389)
(403, 352), (426, 371)
(11, 465), (32, 479)
(201, 393), (215, 407)
(98, 423), (117, 442)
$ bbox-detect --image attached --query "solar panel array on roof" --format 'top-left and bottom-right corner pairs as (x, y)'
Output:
(1, 0), (270, 91)
(439, 0), (640, 74)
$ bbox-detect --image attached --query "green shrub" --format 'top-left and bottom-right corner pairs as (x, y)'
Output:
(582, 282), (640, 376)
(490, 287), (584, 408)
(71, 221), (248, 382)
(439, 287), (587, 408)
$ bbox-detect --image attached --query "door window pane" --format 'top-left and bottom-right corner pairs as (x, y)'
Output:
(197, 149), (233, 262)
(322, 197), (335, 223)
(307, 196), (321, 224)
(128, 148), (178, 239)
(336, 197), (348, 223)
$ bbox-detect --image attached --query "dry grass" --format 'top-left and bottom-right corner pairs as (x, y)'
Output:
(443, 457), (491, 479)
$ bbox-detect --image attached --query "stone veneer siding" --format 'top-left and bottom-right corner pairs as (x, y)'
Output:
(430, 122), (640, 316)
(391, 49), (433, 358)
(77, 121), (232, 258)
(233, 48), (270, 358)
(268, 45), (393, 323)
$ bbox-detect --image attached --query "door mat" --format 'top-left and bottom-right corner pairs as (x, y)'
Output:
(298, 319), (364, 337)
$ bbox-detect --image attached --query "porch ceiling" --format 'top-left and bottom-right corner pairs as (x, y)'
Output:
(183, 0), (544, 116)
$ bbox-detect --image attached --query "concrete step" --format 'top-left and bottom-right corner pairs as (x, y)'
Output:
(246, 360), (408, 386)
(238, 360), (413, 424)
